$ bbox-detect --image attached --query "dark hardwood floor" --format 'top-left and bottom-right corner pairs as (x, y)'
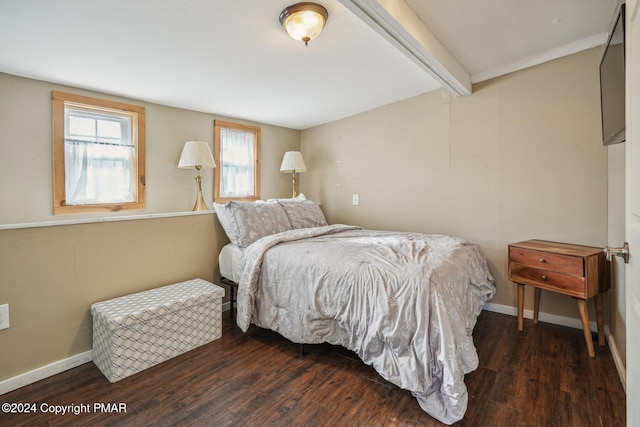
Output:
(0, 311), (626, 426)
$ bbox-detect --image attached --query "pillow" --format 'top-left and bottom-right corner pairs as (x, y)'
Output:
(213, 202), (236, 242)
(278, 200), (328, 229)
(215, 200), (292, 247)
(266, 193), (307, 203)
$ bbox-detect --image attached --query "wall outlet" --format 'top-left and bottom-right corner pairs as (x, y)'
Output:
(352, 194), (360, 205)
(0, 304), (9, 330)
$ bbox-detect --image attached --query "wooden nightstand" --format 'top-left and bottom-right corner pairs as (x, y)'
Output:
(508, 239), (610, 357)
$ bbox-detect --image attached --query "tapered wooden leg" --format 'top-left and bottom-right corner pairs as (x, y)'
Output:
(533, 287), (541, 324)
(517, 284), (525, 331)
(595, 294), (605, 347)
(577, 299), (595, 358)
(229, 286), (235, 321)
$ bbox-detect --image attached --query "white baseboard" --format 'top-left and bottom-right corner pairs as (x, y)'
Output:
(1, 304), (234, 396)
(605, 326), (627, 392)
(0, 350), (93, 396)
(483, 302), (598, 331)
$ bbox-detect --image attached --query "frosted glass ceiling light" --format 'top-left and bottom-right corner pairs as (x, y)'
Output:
(279, 2), (328, 47)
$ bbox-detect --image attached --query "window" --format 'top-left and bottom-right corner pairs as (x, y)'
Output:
(52, 91), (145, 214)
(214, 120), (260, 202)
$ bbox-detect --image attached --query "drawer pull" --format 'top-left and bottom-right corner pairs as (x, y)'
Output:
(539, 258), (546, 263)
(541, 275), (547, 280)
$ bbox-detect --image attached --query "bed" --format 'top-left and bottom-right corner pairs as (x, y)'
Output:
(214, 196), (496, 425)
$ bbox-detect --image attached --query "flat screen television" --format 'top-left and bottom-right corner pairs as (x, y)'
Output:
(600, 4), (625, 146)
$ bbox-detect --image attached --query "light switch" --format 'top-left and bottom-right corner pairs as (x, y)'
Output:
(352, 194), (359, 205)
(0, 304), (9, 330)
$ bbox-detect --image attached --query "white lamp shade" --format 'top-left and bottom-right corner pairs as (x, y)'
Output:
(280, 151), (307, 173)
(178, 141), (216, 169)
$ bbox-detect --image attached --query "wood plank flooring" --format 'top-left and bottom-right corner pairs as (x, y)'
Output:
(0, 311), (626, 426)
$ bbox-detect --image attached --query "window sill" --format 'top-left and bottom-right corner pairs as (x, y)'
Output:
(0, 210), (215, 231)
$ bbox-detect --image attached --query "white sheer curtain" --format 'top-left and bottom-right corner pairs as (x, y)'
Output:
(220, 128), (255, 197)
(64, 109), (134, 205)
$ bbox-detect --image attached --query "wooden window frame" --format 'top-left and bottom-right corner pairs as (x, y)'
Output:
(213, 119), (261, 203)
(52, 91), (146, 215)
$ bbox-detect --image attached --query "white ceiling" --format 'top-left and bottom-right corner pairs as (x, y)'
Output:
(405, 0), (619, 83)
(0, 0), (620, 130)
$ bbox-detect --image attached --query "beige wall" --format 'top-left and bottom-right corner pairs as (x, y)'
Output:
(0, 73), (301, 225)
(301, 47), (609, 322)
(0, 215), (220, 379)
(0, 73), (300, 381)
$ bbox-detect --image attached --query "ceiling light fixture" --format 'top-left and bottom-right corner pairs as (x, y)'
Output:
(279, 2), (328, 47)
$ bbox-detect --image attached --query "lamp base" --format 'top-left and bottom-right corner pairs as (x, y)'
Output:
(192, 172), (209, 211)
(291, 172), (298, 198)
(192, 194), (208, 211)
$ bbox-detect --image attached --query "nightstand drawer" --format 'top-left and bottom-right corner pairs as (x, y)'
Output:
(510, 264), (586, 297)
(509, 247), (583, 276)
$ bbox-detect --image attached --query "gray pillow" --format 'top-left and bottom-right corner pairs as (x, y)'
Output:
(266, 193), (307, 203)
(216, 201), (292, 247)
(278, 200), (327, 229)
(213, 202), (236, 243)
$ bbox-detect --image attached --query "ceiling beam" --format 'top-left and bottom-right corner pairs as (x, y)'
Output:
(338, 0), (472, 96)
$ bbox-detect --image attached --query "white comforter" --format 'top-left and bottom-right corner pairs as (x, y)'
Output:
(236, 225), (496, 424)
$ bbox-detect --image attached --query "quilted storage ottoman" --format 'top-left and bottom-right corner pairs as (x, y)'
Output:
(91, 278), (224, 382)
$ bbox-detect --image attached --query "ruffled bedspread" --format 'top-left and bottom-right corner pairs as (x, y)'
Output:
(236, 225), (496, 424)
